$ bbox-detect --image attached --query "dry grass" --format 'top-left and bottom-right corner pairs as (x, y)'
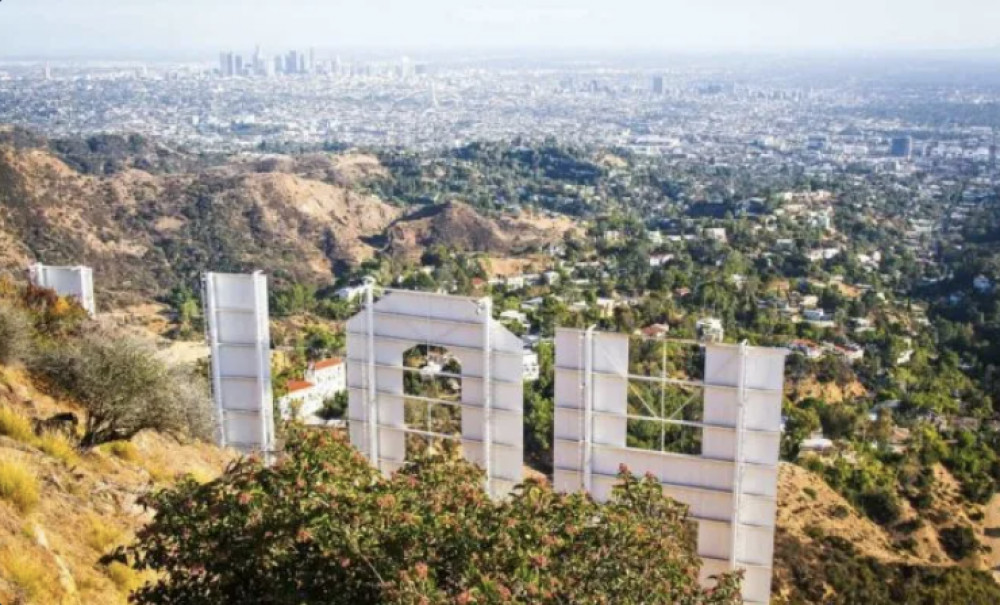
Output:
(36, 431), (78, 466)
(0, 545), (61, 604)
(0, 459), (40, 513)
(84, 514), (124, 554)
(106, 560), (143, 594)
(183, 466), (217, 484)
(0, 405), (35, 444)
(100, 440), (139, 463)
(143, 457), (174, 484)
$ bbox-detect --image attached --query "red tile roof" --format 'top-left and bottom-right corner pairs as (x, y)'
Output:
(313, 357), (344, 370)
(286, 380), (315, 393)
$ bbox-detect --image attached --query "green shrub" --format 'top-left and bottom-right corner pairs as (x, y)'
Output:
(774, 532), (1000, 604)
(939, 525), (979, 561)
(113, 428), (742, 604)
(858, 488), (902, 525)
(33, 329), (215, 447)
(316, 391), (348, 422)
(831, 504), (850, 519)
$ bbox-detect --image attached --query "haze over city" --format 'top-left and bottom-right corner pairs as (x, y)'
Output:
(3, 0), (1000, 58)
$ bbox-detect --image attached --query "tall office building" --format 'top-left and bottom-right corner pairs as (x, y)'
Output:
(308, 48), (316, 74)
(234, 55), (244, 76)
(253, 45), (263, 74)
(285, 51), (298, 75)
(652, 75), (664, 94)
(220, 52), (236, 77)
(890, 136), (913, 159)
(274, 56), (284, 75)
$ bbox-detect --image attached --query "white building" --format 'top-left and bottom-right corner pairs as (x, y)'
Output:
(499, 309), (531, 331)
(703, 227), (727, 243)
(522, 350), (540, 382)
(649, 254), (674, 268)
(799, 431), (835, 455)
(336, 284), (368, 301)
(279, 357), (347, 425)
(696, 317), (724, 343)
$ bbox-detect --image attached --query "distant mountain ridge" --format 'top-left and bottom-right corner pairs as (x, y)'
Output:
(0, 128), (571, 299)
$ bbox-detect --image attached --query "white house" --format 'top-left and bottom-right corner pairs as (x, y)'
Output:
(522, 350), (540, 382)
(703, 227), (727, 243)
(696, 317), (724, 343)
(638, 323), (671, 340)
(649, 254), (674, 268)
(789, 339), (823, 359)
(505, 275), (526, 289)
(279, 357), (347, 425)
(799, 431), (835, 455)
(336, 284), (368, 301)
(803, 308), (827, 322)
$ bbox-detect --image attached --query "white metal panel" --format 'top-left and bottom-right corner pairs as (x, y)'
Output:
(28, 264), (96, 316)
(346, 289), (524, 499)
(554, 330), (787, 604)
(704, 387), (783, 432)
(705, 344), (786, 391)
(702, 428), (782, 466)
(592, 332), (629, 374)
(204, 272), (275, 461)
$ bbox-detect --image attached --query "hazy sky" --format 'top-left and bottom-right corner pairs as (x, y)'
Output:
(2, 0), (1000, 58)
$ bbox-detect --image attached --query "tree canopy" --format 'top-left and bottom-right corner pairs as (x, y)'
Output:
(114, 429), (741, 604)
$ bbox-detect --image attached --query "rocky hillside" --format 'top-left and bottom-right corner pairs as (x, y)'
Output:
(0, 129), (572, 303)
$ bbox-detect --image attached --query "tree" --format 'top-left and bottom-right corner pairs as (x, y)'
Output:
(33, 329), (215, 446)
(317, 391), (348, 422)
(939, 525), (980, 561)
(114, 429), (741, 605)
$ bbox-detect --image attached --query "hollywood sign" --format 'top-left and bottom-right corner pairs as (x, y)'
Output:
(202, 272), (276, 463)
(199, 275), (785, 603)
(553, 328), (785, 604)
(28, 263), (96, 316)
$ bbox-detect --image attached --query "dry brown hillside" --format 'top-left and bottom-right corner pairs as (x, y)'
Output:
(386, 201), (573, 261)
(773, 460), (1000, 601)
(0, 136), (573, 302)
(0, 143), (401, 298)
(0, 366), (232, 605)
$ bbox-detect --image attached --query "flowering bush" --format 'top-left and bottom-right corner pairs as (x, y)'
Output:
(115, 428), (741, 604)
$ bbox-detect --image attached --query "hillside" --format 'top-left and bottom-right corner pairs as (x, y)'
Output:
(772, 462), (1000, 603)
(385, 201), (574, 261)
(0, 131), (572, 302)
(0, 366), (231, 605)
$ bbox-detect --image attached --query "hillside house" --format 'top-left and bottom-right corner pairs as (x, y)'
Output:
(279, 357), (347, 425)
